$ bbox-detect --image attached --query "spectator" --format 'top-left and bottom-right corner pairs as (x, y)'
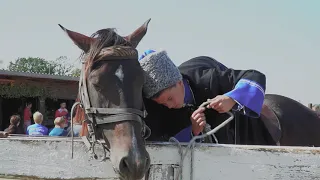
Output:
(55, 102), (69, 127)
(23, 102), (32, 133)
(4, 115), (23, 134)
(312, 104), (320, 117)
(67, 102), (84, 137)
(49, 117), (68, 136)
(27, 111), (48, 136)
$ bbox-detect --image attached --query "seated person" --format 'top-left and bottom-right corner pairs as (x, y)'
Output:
(49, 117), (68, 136)
(4, 115), (23, 134)
(27, 112), (48, 136)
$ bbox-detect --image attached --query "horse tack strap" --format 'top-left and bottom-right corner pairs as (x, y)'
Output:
(85, 107), (148, 118)
(95, 114), (143, 125)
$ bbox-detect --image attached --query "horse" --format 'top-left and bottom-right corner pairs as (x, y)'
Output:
(59, 19), (152, 180)
(260, 94), (320, 146)
(206, 93), (320, 147)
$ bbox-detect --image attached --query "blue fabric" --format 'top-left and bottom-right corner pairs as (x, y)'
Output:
(49, 127), (68, 136)
(174, 126), (204, 143)
(139, 49), (156, 61)
(48, 128), (54, 133)
(27, 124), (48, 136)
(224, 79), (265, 118)
(170, 79), (194, 143)
(183, 78), (194, 105)
(174, 126), (192, 142)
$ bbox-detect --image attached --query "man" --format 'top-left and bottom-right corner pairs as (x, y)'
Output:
(139, 49), (272, 145)
(23, 102), (32, 133)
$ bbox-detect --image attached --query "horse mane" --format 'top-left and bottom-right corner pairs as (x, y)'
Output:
(82, 28), (129, 77)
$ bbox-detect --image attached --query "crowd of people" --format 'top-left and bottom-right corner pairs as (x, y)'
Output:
(4, 102), (81, 137)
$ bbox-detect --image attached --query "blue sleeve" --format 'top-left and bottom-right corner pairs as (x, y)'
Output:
(173, 126), (204, 143)
(224, 79), (265, 118)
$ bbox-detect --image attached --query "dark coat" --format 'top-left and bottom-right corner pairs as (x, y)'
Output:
(144, 56), (274, 145)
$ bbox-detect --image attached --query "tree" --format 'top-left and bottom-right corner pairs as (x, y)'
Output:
(8, 57), (54, 74)
(50, 56), (74, 76)
(7, 56), (77, 76)
(71, 68), (81, 77)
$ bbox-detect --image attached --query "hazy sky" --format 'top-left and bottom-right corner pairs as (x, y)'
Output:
(0, 0), (319, 104)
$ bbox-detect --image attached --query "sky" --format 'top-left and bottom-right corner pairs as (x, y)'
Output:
(0, 0), (319, 105)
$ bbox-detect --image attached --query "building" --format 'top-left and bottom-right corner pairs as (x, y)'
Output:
(0, 69), (79, 130)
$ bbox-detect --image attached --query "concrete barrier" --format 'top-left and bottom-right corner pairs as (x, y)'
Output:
(1, 136), (320, 180)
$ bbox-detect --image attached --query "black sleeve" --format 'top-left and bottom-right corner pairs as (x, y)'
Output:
(179, 56), (266, 95)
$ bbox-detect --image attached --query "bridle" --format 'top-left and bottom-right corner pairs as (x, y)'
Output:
(70, 48), (151, 161)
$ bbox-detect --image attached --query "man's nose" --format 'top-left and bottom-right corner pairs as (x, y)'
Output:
(169, 102), (177, 109)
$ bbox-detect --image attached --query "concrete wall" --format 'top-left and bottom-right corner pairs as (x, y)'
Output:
(1, 136), (320, 180)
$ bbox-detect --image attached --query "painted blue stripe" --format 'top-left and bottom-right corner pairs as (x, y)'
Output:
(224, 79), (265, 118)
(139, 49), (156, 61)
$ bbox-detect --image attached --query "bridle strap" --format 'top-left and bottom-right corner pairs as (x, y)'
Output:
(85, 107), (148, 118)
(95, 114), (143, 125)
(80, 63), (92, 109)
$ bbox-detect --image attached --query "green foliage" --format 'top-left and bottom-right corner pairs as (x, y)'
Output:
(8, 57), (53, 74)
(49, 56), (74, 76)
(7, 56), (78, 76)
(0, 83), (49, 98)
(4, 56), (80, 98)
(70, 68), (81, 77)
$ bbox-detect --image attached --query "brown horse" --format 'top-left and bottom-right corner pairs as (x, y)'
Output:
(59, 19), (151, 180)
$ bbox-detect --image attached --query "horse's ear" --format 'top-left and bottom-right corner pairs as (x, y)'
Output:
(124, 18), (151, 48)
(58, 24), (95, 53)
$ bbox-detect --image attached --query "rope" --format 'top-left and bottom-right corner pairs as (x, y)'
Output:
(70, 101), (81, 159)
(169, 99), (235, 180)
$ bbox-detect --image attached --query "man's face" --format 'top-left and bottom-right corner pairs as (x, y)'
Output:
(61, 103), (66, 108)
(153, 80), (185, 109)
(61, 121), (66, 128)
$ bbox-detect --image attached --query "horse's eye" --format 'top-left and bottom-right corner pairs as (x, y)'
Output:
(92, 62), (103, 70)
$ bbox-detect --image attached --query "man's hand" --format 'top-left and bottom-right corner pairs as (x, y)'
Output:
(206, 95), (236, 113)
(190, 107), (206, 136)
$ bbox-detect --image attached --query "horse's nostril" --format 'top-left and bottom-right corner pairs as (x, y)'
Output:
(119, 157), (130, 175)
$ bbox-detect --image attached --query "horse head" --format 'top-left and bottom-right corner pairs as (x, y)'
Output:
(59, 19), (151, 180)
